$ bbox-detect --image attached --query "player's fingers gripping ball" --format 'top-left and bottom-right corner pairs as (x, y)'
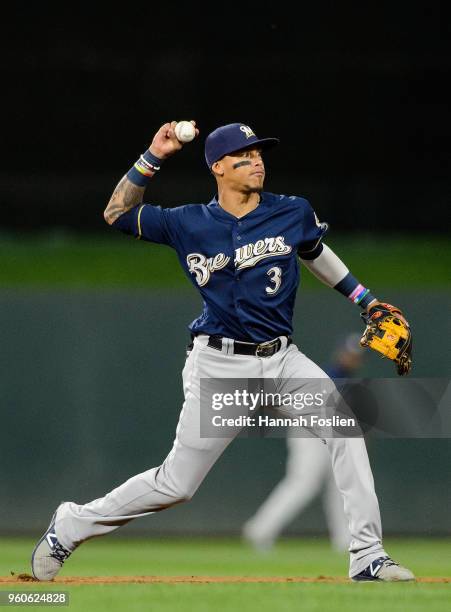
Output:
(360, 302), (413, 376)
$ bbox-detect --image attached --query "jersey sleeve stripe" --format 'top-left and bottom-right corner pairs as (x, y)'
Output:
(137, 204), (145, 239)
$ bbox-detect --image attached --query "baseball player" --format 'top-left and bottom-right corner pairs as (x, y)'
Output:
(242, 334), (364, 553)
(31, 121), (414, 582)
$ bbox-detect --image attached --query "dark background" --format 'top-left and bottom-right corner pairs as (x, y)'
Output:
(1, 4), (449, 233)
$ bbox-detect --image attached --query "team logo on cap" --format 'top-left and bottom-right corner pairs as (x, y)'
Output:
(240, 125), (255, 139)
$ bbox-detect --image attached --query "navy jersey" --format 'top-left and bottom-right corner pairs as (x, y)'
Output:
(113, 192), (327, 342)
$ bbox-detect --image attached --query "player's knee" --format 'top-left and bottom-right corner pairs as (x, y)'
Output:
(177, 482), (199, 503)
(163, 481), (196, 505)
(168, 490), (194, 506)
(178, 492), (194, 504)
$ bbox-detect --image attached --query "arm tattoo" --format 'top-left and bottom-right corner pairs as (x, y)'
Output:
(104, 175), (146, 225)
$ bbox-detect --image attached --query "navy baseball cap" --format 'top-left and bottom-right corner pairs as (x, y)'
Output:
(205, 123), (279, 168)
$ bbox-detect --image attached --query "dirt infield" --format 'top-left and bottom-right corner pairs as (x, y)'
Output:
(1, 574), (450, 585)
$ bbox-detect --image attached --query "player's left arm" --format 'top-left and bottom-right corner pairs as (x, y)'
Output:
(296, 199), (379, 312)
(299, 243), (379, 313)
(297, 199), (412, 374)
(299, 243), (412, 374)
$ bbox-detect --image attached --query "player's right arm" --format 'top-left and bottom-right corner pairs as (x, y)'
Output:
(104, 177), (146, 225)
(104, 121), (198, 225)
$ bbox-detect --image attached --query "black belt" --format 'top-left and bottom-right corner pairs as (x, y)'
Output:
(206, 335), (292, 358)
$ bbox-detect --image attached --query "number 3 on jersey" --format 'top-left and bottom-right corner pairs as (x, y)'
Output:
(266, 266), (282, 295)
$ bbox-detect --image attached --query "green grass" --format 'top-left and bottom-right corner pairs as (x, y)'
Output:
(1, 537), (450, 611)
(0, 233), (449, 288)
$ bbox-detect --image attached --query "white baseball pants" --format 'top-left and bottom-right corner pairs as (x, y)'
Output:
(55, 335), (386, 577)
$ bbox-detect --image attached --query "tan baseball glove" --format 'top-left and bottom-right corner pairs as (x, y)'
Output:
(360, 302), (412, 376)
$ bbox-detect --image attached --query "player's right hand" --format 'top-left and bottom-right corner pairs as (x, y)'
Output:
(149, 121), (199, 160)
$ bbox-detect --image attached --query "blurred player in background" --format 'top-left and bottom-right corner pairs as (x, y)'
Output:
(243, 333), (364, 553)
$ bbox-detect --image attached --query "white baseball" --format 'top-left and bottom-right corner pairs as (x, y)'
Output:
(174, 121), (196, 143)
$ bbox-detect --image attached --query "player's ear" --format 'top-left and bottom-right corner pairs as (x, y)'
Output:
(211, 160), (224, 177)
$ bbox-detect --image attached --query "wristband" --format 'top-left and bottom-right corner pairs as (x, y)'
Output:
(127, 150), (164, 187)
(334, 273), (376, 309)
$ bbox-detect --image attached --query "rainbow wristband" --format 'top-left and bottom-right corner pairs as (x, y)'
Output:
(127, 150), (164, 187)
(349, 284), (370, 304)
(334, 273), (376, 309)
